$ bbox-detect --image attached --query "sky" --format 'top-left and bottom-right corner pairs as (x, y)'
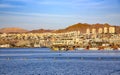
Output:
(0, 0), (120, 30)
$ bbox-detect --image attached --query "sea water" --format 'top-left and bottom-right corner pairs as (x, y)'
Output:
(0, 48), (120, 75)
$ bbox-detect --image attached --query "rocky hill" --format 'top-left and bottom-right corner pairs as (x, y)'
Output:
(54, 23), (112, 33)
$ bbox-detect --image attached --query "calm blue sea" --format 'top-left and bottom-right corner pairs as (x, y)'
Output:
(0, 48), (120, 60)
(0, 48), (120, 75)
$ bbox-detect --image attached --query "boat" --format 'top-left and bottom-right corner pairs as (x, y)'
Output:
(51, 45), (76, 51)
(89, 48), (98, 50)
(51, 47), (59, 51)
(75, 48), (85, 50)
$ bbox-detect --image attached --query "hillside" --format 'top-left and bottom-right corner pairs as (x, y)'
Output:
(54, 23), (118, 33)
(29, 29), (53, 33)
(0, 27), (28, 33)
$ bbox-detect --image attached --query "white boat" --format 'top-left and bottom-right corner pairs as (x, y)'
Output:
(76, 48), (85, 50)
(89, 48), (98, 50)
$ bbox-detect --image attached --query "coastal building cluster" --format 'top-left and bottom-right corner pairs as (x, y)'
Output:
(0, 26), (120, 50)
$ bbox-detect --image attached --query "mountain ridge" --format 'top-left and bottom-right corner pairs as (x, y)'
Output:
(0, 23), (120, 33)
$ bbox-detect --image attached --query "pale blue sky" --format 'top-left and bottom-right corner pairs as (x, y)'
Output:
(0, 0), (120, 30)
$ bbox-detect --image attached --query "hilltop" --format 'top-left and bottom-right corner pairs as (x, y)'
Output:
(0, 27), (28, 33)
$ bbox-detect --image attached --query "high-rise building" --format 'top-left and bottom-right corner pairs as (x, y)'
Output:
(98, 28), (103, 33)
(109, 27), (115, 33)
(86, 28), (90, 34)
(104, 27), (108, 33)
(92, 28), (96, 34)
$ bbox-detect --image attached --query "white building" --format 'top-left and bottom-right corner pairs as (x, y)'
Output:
(98, 28), (103, 33)
(104, 27), (108, 33)
(92, 28), (96, 34)
(86, 28), (90, 34)
(109, 27), (115, 33)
